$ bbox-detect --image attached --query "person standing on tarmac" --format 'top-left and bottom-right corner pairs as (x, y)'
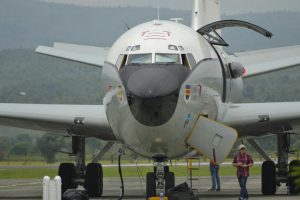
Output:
(209, 159), (221, 191)
(233, 144), (253, 200)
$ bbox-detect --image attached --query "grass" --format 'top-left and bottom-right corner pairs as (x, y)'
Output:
(0, 161), (58, 166)
(0, 164), (261, 179)
(0, 160), (153, 166)
(0, 168), (58, 179)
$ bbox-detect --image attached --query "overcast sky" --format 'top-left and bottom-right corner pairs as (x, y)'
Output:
(41, 0), (300, 14)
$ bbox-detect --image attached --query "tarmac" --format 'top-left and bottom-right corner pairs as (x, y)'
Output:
(0, 176), (299, 200)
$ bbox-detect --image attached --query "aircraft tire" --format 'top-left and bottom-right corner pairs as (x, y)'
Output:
(288, 160), (300, 195)
(164, 166), (169, 173)
(261, 160), (276, 195)
(84, 163), (103, 197)
(165, 171), (175, 193)
(58, 163), (77, 193)
(146, 172), (156, 197)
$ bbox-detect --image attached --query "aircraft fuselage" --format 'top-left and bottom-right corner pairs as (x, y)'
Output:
(101, 20), (242, 159)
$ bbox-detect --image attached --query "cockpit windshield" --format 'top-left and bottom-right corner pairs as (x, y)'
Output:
(118, 53), (194, 69)
(155, 54), (181, 64)
(127, 54), (152, 64)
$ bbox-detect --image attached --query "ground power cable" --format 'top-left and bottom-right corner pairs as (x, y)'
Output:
(118, 149), (124, 200)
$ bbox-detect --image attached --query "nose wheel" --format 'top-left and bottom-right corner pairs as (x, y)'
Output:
(146, 162), (175, 198)
(146, 172), (156, 197)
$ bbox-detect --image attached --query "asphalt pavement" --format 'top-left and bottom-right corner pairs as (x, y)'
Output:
(0, 176), (299, 200)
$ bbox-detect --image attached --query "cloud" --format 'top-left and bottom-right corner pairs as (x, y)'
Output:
(40, 0), (300, 14)
(223, 0), (300, 15)
(40, 0), (193, 10)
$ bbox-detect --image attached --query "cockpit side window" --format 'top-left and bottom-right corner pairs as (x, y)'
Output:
(186, 53), (196, 68)
(127, 53), (152, 65)
(181, 54), (190, 68)
(116, 54), (128, 69)
(155, 54), (181, 64)
(181, 54), (196, 69)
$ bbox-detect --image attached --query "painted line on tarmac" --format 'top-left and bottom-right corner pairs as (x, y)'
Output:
(101, 161), (263, 167)
(0, 181), (40, 188)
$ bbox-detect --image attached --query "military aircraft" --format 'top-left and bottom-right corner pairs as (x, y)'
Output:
(0, 0), (300, 197)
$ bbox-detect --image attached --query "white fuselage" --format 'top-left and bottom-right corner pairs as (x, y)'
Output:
(101, 20), (241, 159)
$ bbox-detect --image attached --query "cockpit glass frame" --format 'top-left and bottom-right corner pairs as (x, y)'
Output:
(131, 45), (141, 51)
(126, 46), (132, 51)
(127, 53), (152, 65)
(168, 45), (178, 51)
(155, 53), (181, 64)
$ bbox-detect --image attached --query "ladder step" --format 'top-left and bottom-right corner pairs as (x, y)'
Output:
(187, 178), (199, 180)
(188, 168), (200, 170)
(188, 157), (201, 160)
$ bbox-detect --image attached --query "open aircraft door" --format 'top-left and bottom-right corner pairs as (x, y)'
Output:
(186, 116), (238, 164)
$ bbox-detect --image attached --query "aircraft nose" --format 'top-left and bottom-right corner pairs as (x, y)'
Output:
(120, 64), (190, 98)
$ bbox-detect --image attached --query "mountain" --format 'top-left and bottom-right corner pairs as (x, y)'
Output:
(0, 49), (102, 104)
(1, 0), (300, 52)
(223, 12), (300, 52)
(0, 0), (191, 50)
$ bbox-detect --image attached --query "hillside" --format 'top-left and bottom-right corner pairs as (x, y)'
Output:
(0, 49), (102, 104)
(1, 0), (300, 52)
(0, 0), (191, 50)
(1, 48), (300, 105)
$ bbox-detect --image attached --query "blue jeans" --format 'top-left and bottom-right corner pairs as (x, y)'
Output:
(210, 164), (220, 189)
(238, 176), (248, 199)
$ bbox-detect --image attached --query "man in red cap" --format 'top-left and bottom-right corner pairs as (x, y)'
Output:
(233, 144), (253, 200)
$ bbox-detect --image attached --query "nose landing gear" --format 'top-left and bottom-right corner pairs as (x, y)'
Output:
(146, 161), (175, 198)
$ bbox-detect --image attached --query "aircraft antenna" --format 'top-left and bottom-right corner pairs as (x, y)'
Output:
(157, 6), (160, 20)
(124, 22), (130, 30)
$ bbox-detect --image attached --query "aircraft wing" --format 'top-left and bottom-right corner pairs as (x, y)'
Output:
(229, 45), (300, 78)
(0, 103), (116, 140)
(36, 42), (109, 67)
(220, 102), (300, 136)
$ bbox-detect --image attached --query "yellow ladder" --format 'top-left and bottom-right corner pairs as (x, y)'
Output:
(186, 156), (201, 191)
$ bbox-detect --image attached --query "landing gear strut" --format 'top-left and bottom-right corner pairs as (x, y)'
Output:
(258, 131), (300, 195)
(146, 159), (175, 198)
(58, 136), (104, 197)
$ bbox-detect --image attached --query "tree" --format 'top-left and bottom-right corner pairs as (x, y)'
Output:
(0, 136), (12, 161)
(86, 138), (103, 150)
(36, 134), (64, 163)
(9, 142), (33, 162)
(16, 134), (32, 143)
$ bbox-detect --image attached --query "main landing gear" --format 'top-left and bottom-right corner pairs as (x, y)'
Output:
(146, 158), (175, 198)
(58, 136), (104, 197)
(250, 131), (300, 195)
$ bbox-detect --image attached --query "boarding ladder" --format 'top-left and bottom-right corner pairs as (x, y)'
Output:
(186, 154), (201, 192)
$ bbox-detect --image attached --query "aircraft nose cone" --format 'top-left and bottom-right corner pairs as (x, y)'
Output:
(119, 64), (190, 98)
(119, 64), (190, 126)
(127, 68), (179, 98)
